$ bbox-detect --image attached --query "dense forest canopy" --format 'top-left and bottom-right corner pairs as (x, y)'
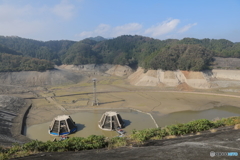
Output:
(149, 44), (213, 71)
(0, 35), (239, 72)
(0, 53), (54, 72)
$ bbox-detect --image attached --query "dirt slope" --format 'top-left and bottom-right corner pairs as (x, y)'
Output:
(59, 64), (133, 77)
(128, 67), (240, 89)
(1, 63), (240, 89)
(0, 68), (85, 87)
(128, 67), (210, 89)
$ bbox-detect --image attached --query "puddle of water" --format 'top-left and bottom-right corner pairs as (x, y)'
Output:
(153, 105), (240, 127)
(26, 109), (156, 142)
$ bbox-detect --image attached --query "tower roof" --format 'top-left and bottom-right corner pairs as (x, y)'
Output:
(98, 111), (124, 131)
(49, 115), (77, 136)
(54, 115), (71, 121)
(104, 111), (118, 116)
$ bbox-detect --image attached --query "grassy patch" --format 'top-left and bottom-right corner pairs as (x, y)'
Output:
(215, 116), (240, 126)
(55, 95), (88, 103)
(54, 95), (89, 108)
(0, 135), (106, 159)
(77, 82), (92, 87)
(129, 117), (240, 143)
(52, 90), (89, 97)
(31, 99), (53, 107)
(130, 128), (162, 142)
(41, 92), (55, 97)
(111, 79), (125, 85)
(107, 137), (128, 149)
(49, 83), (84, 90)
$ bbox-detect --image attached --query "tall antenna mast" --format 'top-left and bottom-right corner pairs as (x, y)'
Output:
(92, 78), (98, 106)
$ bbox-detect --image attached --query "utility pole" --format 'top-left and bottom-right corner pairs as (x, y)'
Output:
(92, 78), (98, 106)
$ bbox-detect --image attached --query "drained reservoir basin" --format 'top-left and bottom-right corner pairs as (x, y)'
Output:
(26, 109), (156, 142)
(25, 106), (240, 142)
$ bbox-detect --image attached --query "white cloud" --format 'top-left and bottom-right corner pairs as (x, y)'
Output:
(52, 0), (75, 20)
(94, 24), (111, 35)
(0, 1), (78, 40)
(0, 4), (46, 37)
(76, 23), (142, 38)
(76, 19), (198, 40)
(0, 4), (33, 22)
(112, 23), (142, 37)
(178, 23), (197, 33)
(77, 24), (111, 38)
(77, 20), (184, 39)
(0, 20), (45, 36)
(145, 19), (180, 37)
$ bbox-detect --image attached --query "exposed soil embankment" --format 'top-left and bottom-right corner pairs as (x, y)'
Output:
(128, 67), (210, 89)
(128, 67), (240, 89)
(0, 95), (31, 146)
(0, 64), (130, 88)
(0, 68), (86, 87)
(212, 69), (240, 80)
(58, 64), (133, 77)
(1, 63), (240, 90)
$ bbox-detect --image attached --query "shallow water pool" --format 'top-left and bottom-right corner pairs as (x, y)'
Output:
(26, 109), (156, 141)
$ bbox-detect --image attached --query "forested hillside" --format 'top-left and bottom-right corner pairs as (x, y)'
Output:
(0, 35), (239, 72)
(0, 36), (75, 65)
(0, 53), (54, 72)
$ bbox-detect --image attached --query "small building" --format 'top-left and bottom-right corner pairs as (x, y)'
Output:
(98, 111), (124, 131)
(49, 115), (77, 136)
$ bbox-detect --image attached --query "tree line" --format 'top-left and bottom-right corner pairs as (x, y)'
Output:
(0, 53), (54, 72)
(0, 35), (239, 72)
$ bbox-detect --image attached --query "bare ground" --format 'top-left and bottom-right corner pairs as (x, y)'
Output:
(24, 75), (240, 127)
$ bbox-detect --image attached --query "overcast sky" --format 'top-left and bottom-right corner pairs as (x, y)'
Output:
(0, 0), (239, 42)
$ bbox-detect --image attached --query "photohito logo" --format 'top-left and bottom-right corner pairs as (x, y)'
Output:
(210, 151), (215, 157)
(210, 151), (238, 157)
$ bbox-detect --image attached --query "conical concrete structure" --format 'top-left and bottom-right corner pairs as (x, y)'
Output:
(98, 111), (124, 131)
(49, 115), (77, 136)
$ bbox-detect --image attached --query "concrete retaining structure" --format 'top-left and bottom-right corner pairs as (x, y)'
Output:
(0, 95), (31, 146)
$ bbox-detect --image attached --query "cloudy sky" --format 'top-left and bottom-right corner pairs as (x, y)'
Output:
(0, 0), (239, 42)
